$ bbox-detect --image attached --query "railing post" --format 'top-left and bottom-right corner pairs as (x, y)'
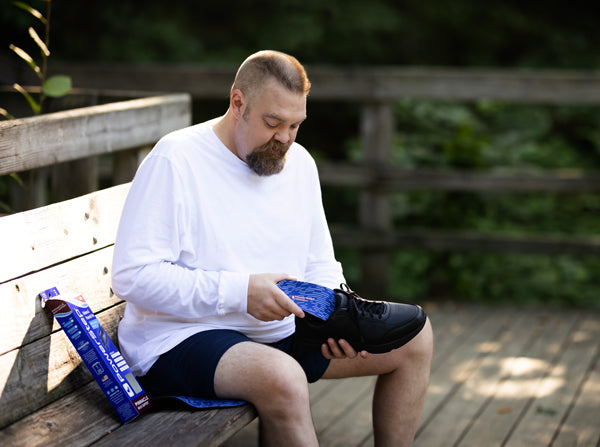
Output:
(359, 101), (394, 298)
(112, 146), (152, 184)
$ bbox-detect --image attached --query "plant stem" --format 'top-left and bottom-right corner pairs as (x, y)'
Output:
(39, 0), (52, 114)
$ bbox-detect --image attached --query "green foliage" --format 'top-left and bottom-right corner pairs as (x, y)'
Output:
(3, 0), (72, 118)
(6, 0), (591, 68)
(1, 0), (598, 306)
(383, 101), (600, 308)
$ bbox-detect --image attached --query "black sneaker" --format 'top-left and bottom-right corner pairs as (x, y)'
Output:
(295, 284), (427, 354)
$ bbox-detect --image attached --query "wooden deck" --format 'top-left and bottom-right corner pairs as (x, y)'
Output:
(222, 303), (600, 447)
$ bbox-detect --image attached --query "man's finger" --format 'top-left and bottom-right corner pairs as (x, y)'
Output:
(277, 292), (305, 318)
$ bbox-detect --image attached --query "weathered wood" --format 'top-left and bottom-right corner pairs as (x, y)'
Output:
(330, 226), (600, 255)
(505, 315), (600, 447)
(359, 102), (393, 297)
(0, 304), (124, 429)
(1, 375), (256, 447)
(0, 380), (122, 447)
(318, 164), (600, 193)
(0, 183), (130, 283)
(47, 63), (600, 104)
(551, 337), (600, 446)
(452, 310), (577, 447)
(92, 403), (257, 447)
(316, 379), (375, 447)
(0, 94), (190, 175)
(421, 310), (573, 447)
(0, 247), (118, 355)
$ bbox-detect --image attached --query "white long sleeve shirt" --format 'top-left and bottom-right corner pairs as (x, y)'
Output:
(111, 119), (344, 375)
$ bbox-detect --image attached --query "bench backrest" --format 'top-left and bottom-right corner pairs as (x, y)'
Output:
(0, 183), (130, 429)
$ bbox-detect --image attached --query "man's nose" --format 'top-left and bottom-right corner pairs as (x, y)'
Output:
(274, 129), (293, 144)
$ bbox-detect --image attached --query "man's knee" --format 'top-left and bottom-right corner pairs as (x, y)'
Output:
(401, 317), (433, 364)
(265, 355), (310, 402)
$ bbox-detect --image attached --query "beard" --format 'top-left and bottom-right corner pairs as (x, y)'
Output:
(246, 139), (290, 176)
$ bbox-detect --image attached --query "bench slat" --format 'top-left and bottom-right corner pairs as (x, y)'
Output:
(0, 246), (118, 355)
(0, 380), (121, 447)
(0, 377), (256, 447)
(0, 304), (124, 429)
(92, 403), (257, 447)
(0, 183), (130, 283)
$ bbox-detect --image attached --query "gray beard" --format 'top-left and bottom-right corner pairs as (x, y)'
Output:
(246, 140), (289, 176)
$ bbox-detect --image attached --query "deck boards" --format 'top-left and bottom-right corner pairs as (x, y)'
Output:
(221, 303), (600, 447)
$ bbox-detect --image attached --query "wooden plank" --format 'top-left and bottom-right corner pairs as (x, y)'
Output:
(330, 226), (600, 256)
(317, 164), (600, 193)
(454, 310), (580, 447)
(312, 376), (377, 438)
(504, 314), (600, 447)
(316, 378), (376, 447)
(0, 375), (255, 447)
(92, 402), (257, 447)
(0, 94), (190, 175)
(0, 380), (122, 447)
(0, 183), (129, 283)
(0, 304), (124, 429)
(426, 303), (488, 374)
(414, 307), (514, 445)
(552, 340), (600, 446)
(49, 63), (600, 104)
(0, 246), (119, 355)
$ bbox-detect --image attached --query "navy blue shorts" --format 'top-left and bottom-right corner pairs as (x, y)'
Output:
(138, 329), (330, 399)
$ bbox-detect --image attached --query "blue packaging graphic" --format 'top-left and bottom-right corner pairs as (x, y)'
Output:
(277, 280), (336, 320)
(40, 287), (152, 423)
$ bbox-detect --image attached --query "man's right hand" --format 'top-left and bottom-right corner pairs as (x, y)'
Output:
(247, 273), (305, 321)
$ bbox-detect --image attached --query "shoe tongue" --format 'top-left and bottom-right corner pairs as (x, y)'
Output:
(335, 291), (351, 308)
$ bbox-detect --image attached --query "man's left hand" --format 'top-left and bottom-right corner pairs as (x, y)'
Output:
(321, 338), (369, 360)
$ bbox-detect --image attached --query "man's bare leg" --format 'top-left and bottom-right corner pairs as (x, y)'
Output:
(322, 318), (433, 447)
(213, 341), (319, 447)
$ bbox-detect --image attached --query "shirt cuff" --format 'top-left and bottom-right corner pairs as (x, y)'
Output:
(217, 271), (249, 315)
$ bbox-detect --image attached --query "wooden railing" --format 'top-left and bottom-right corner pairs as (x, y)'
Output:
(9, 64), (600, 296)
(0, 92), (191, 210)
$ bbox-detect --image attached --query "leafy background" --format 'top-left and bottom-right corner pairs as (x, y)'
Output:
(1, 0), (599, 307)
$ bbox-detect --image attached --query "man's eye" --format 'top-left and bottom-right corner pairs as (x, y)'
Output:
(265, 121), (278, 128)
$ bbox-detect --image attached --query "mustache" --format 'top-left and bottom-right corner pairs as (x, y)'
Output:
(257, 139), (289, 154)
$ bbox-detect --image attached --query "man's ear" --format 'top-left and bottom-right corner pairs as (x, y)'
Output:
(230, 89), (246, 120)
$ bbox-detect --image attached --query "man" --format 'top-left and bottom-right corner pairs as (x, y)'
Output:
(112, 50), (433, 446)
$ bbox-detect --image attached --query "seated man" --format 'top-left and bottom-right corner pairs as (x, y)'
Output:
(112, 50), (433, 447)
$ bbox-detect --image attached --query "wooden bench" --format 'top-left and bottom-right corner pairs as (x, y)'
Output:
(0, 94), (257, 446)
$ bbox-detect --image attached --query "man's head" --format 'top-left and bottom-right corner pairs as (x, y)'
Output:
(222, 51), (310, 176)
(231, 50), (311, 110)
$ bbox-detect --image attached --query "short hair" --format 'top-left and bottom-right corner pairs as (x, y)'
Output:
(231, 50), (311, 104)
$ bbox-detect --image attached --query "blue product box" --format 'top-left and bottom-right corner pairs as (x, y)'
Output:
(40, 287), (152, 423)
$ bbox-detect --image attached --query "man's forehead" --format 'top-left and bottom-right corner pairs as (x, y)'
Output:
(253, 84), (307, 122)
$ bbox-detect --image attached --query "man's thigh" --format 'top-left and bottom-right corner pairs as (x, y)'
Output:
(213, 339), (308, 401)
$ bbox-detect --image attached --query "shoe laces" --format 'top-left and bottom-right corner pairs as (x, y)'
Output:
(339, 284), (387, 320)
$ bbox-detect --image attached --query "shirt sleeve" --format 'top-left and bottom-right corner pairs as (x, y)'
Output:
(303, 160), (346, 290)
(111, 153), (248, 318)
